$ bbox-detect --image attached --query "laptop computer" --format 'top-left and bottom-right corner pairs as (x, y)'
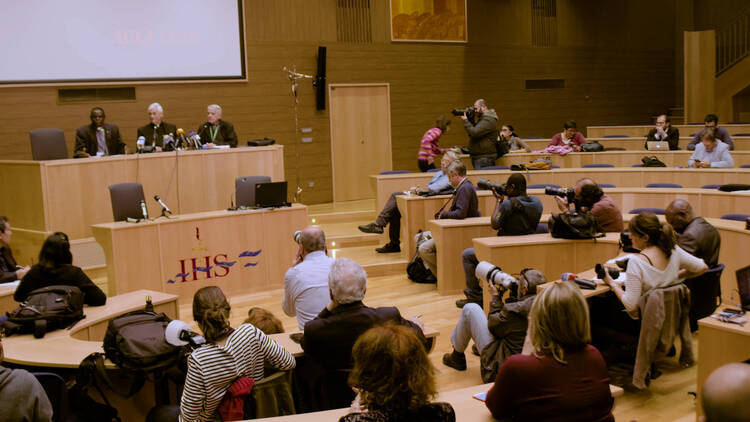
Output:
(737, 264), (750, 311)
(646, 141), (669, 151)
(254, 181), (290, 208)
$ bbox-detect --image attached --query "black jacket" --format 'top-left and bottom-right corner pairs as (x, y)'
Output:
(439, 179), (480, 220)
(196, 120), (238, 147)
(137, 122), (178, 149)
(0, 246), (18, 284)
(15, 264), (107, 306)
(74, 123), (126, 155)
(463, 109), (499, 159)
(645, 126), (680, 150)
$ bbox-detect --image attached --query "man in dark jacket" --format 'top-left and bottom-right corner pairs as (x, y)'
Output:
(665, 199), (721, 268)
(0, 217), (29, 284)
(461, 99), (499, 169)
(74, 107), (127, 157)
(136, 102), (178, 151)
(443, 269), (546, 383)
(417, 161), (480, 277)
(644, 114), (680, 150)
(196, 104), (238, 148)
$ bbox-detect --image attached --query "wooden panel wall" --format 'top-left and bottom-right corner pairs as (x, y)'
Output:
(0, 0), (679, 204)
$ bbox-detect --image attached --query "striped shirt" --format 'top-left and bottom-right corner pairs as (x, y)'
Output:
(179, 323), (296, 422)
(417, 128), (445, 162)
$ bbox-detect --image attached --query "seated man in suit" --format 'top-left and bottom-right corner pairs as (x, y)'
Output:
(687, 113), (734, 151)
(136, 102), (177, 151)
(553, 178), (623, 232)
(688, 131), (734, 168)
(301, 257), (426, 377)
(645, 114), (680, 150)
(456, 173), (543, 308)
(196, 104), (238, 148)
(0, 216), (29, 284)
(357, 151), (460, 254)
(665, 199), (720, 268)
(417, 161), (480, 278)
(74, 107), (127, 157)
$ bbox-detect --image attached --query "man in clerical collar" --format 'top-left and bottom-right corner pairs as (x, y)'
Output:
(136, 102), (177, 151)
(197, 104), (238, 148)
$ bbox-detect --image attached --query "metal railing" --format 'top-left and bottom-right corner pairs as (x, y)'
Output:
(716, 13), (750, 76)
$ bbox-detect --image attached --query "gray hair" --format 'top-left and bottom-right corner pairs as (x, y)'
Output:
(299, 226), (326, 253)
(328, 258), (367, 304)
(148, 102), (163, 113)
(447, 160), (466, 177)
(208, 104), (222, 115)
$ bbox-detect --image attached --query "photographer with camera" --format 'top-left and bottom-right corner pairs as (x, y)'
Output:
(456, 173), (542, 308)
(551, 178), (623, 232)
(456, 99), (499, 169)
(443, 266), (546, 383)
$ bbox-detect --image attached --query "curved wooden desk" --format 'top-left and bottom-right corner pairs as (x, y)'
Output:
(587, 123), (750, 138)
(496, 151), (750, 168)
(520, 136), (750, 152)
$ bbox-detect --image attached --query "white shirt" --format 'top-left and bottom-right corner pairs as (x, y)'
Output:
(282, 250), (333, 330)
(622, 246), (706, 313)
(688, 140), (734, 168)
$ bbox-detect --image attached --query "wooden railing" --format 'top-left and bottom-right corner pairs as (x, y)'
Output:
(716, 12), (750, 75)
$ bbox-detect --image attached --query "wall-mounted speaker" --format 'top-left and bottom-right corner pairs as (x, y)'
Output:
(315, 46), (326, 110)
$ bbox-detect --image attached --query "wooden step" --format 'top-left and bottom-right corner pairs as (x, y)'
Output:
(332, 245), (409, 278)
(309, 209), (377, 225)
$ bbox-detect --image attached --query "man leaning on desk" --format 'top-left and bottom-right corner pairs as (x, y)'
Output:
(74, 107), (127, 157)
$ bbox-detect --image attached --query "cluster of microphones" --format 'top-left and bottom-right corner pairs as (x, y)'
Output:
(136, 129), (202, 153)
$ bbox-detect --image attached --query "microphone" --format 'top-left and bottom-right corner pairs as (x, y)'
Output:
(188, 130), (202, 149)
(139, 199), (149, 220)
(163, 134), (175, 150)
(154, 195), (172, 215)
(560, 272), (577, 282)
(136, 136), (146, 152)
(165, 320), (206, 348)
(176, 128), (186, 148)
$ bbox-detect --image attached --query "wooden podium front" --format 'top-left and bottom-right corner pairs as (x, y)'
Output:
(92, 205), (307, 302)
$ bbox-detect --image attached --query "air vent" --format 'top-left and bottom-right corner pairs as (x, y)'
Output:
(336, 0), (372, 43)
(531, 0), (557, 47)
(58, 87), (136, 104)
(525, 79), (565, 90)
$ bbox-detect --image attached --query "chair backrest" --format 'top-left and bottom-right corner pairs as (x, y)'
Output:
(632, 164), (644, 167)
(30, 129), (67, 161)
(379, 170), (410, 175)
(598, 183), (616, 188)
(582, 163), (615, 168)
(628, 208), (666, 215)
(701, 184), (721, 189)
(108, 182), (146, 221)
(426, 168), (440, 172)
(33, 372), (68, 422)
(734, 133), (750, 136)
(235, 176), (271, 208)
(528, 184), (560, 189)
(535, 223), (549, 233)
(740, 164), (750, 168)
(721, 213), (750, 221)
(550, 165), (560, 169)
(646, 183), (683, 188)
(245, 370), (296, 418)
(684, 264), (724, 331)
(483, 165), (509, 170)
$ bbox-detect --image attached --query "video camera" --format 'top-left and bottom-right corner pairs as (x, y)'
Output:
(451, 106), (476, 121)
(476, 261), (518, 297)
(545, 186), (575, 203)
(477, 178), (506, 196)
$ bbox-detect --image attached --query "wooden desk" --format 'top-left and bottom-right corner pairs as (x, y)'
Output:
(520, 136), (750, 151)
(497, 150), (750, 168)
(696, 307), (750, 419)
(587, 123), (750, 138)
(2, 290), (178, 422)
(473, 233), (621, 312)
(372, 167), (750, 210)
(0, 283), (17, 314)
(92, 205), (307, 302)
(0, 146), (284, 264)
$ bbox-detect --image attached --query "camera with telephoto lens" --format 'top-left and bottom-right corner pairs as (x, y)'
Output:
(451, 106), (476, 121)
(477, 178), (506, 196)
(545, 186), (575, 203)
(293, 230), (302, 243)
(476, 261), (518, 297)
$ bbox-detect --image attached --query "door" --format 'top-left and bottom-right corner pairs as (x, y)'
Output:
(329, 83), (392, 202)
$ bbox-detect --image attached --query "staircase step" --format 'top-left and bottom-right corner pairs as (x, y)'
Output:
(309, 209), (377, 225)
(332, 245), (409, 278)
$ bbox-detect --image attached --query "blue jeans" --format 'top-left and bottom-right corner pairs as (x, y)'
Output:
(462, 248), (482, 302)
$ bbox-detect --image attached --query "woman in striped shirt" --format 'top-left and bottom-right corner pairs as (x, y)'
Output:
(417, 117), (451, 172)
(179, 286), (296, 422)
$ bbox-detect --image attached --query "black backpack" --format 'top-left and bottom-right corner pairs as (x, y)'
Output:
(641, 155), (667, 167)
(495, 136), (510, 157)
(406, 231), (436, 284)
(549, 211), (605, 239)
(7, 285), (85, 338)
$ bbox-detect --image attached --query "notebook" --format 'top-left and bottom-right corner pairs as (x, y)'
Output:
(737, 264), (750, 311)
(254, 181), (290, 208)
(646, 141), (669, 151)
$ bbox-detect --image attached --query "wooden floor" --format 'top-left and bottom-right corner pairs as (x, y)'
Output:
(170, 199), (702, 422)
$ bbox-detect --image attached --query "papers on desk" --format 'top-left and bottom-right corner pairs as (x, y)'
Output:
(711, 311), (747, 326)
(0, 280), (20, 287)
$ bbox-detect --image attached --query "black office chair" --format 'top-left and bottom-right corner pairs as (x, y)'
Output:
(30, 128), (68, 160)
(684, 264), (724, 332)
(33, 372), (69, 422)
(108, 182), (146, 221)
(235, 176), (271, 207)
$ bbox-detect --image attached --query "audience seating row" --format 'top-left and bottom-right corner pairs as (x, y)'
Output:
(586, 123), (750, 138)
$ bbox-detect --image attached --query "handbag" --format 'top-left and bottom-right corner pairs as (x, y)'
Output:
(581, 141), (604, 152)
(641, 156), (666, 167)
(548, 211), (605, 239)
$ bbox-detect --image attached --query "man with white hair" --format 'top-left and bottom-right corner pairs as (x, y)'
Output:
(301, 258), (426, 372)
(197, 104), (238, 148)
(136, 102), (177, 151)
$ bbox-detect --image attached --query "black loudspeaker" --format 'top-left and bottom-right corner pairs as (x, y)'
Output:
(315, 46), (326, 110)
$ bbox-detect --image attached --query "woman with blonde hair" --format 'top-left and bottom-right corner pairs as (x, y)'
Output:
(485, 281), (614, 421)
(340, 323), (455, 422)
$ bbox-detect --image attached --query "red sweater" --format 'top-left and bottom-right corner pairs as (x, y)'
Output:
(485, 345), (614, 422)
(548, 131), (586, 147)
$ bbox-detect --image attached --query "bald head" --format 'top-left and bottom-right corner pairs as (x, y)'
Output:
(298, 226), (326, 254)
(665, 199), (694, 233)
(702, 363), (750, 422)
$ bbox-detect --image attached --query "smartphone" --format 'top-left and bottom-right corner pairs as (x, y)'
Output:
(722, 308), (744, 315)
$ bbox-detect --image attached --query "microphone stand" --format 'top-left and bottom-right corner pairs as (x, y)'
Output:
(283, 65), (313, 203)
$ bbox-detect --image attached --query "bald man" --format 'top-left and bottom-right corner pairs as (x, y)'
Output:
(282, 226), (333, 330)
(701, 363), (750, 422)
(665, 199), (721, 268)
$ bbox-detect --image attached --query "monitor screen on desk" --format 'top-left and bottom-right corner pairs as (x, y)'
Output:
(737, 264), (750, 310)
(255, 181), (289, 208)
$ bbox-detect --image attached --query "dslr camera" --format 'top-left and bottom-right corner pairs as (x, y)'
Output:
(545, 186), (575, 203)
(476, 261), (518, 296)
(451, 106), (476, 121)
(477, 178), (506, 196)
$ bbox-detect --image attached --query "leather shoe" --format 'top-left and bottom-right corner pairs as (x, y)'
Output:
(375, 243), (400, 253)
(442, 352), (467, 371)
(358, 223), (384, 234)
(472, 344), (480, 356)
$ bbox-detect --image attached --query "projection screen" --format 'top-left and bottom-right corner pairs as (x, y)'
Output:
(0, 0), (245, 84)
